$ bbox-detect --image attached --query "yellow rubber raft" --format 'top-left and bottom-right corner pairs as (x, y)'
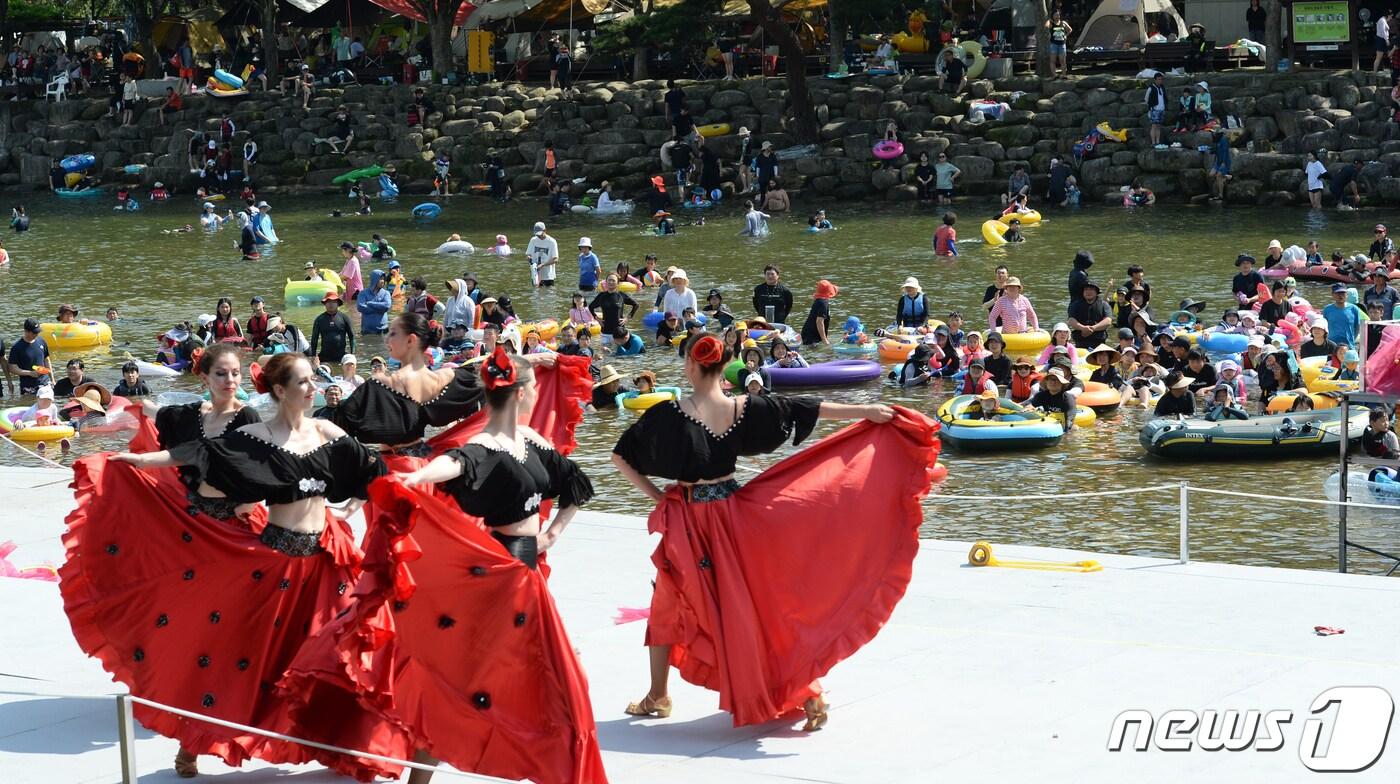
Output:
(0, 406), (75, 442)
(40, 321), (112, 350)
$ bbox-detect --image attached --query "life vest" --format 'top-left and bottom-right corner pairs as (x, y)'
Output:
(960, 372), (993, 395)
(897, 294), (927, 327)
(1010, 371), (1041, 402)
(212, 318), (241, 341)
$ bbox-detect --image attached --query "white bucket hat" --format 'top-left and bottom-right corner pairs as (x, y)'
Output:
(902, 276), (921, 291)
(578, 236), (592, 248)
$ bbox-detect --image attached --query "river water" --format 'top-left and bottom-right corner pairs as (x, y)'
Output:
(2, 192), (1396, 572)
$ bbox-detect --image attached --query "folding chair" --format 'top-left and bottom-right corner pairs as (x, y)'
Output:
(362, 36), (389, 70)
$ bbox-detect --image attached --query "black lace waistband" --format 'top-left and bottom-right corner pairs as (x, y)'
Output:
(187, 491), (240, 521)
(388, 441), (433, 458)
(259, 525), (324, 557)
(684, 479), (742, 503)
(491, 531), (538, 569)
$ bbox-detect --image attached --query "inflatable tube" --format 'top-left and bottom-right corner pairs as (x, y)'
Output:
(1308, 375), (1360, 394)
(133, 358), (180, 378)
(412, 202), (442, 220)
(878, 337), (918, 362)
(1048, 406), (1097, 429)
(616, 281), (639, 293)
(642, 311), (707, 330)
(834, 342), (877, 355)
(0, 407), (76, 442)
(936, 395), (1065, 451)
(748, 324), (799, 345)
(55, 188), (99, 198)
(522, 319), (560, 341)
(872, 140), (905, 160)
(81, 396), (136, 433)
(61, 154), (96, 173)
(1298, 355), (1330, 385)
(285, 278), (337, 306)
(573, 201), (635, 216)
(213, 69), (244, 89)
(1077, 381), (1121, 414)
(697, 123), (731, 138)
(620, 388), (682, 411)
(123, 164), (147, 175)
(935, 40), (987, 79)
(1266, 392), (1339, 413)
(332, 165), (385, 185)
(434, 240), (475, 255)
(996, 330), (1051, 354)
(723, 359), (748, 387)
(767, 359), (882, 387)
(567, 320), (601, 336)
(1198, 332), (1249, 354)
(982, 219), (1009, 246)
(1013, 209), (1042, 226)
(681, 200), (713, 209)
(40, 321), (111, 349)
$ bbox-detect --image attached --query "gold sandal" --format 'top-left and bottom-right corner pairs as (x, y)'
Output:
(174, 750), (199, 778)
(802, 696), (829, 732)
(624, 694), (673, 718)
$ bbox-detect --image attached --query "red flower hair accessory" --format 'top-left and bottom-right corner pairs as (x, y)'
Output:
(689, 334), (725, 367)
(480, 345), (517, 390)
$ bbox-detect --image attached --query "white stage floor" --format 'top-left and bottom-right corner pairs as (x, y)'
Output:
(2, 465), (1399, 783)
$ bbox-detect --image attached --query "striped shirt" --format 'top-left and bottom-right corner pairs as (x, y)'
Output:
(987, 295), (1039, 333)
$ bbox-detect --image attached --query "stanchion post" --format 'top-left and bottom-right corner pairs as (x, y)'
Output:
(1178, 481), (1189, 564)
(117, 694), (138, 783)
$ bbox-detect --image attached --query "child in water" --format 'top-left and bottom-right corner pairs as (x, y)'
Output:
(1001, 218), (1025, 243)
(492, 234), (511, 256)
(808, 209), (833, 230)
(842, 316), (869, 345)
(655, 210), (676, 236)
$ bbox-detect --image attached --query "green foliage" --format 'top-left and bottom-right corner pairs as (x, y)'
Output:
(592, 0), (724, 57)
(10, 0), (69, 23)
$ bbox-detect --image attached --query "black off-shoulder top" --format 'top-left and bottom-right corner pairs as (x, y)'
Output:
(169, 428), (386, 505)
(155, 402), (262, 488)
(612, 394), (821, 482)
(332, 368), (485, 444)
(442, 435), (594, 526)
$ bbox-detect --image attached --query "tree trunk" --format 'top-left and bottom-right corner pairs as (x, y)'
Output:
(262, 0), (280, 82)
(1263, 0), (1281, 69)
(752, 0), (819, 143)
(633, 47), (649, 81)
(0, 0), (10, 49)
(827, 0), (844, 72)
(1032, 0), (1051, 78)
(429, 7), (455, 79)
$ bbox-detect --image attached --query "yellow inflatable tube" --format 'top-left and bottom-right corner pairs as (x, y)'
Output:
(40, 321), (112, 350)
(568, 320), (602, 336)
(1048, 406), (1097, 429)
(996, 330), (1051, 354)
(982, 220), (1009, 246)
(0, 406), (75, 442)
(1267, 392), (1339, 413)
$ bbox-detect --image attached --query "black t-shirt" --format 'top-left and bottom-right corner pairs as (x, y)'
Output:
(1298, 338), (1338, 359)
(588, 291), (637, 335)
(671, 143), (692, 170)
(1331, 166), (1359, 198)
(665, 88), (685, 114)
(49, 167), (64, 189)
(1232, 270), (1265, 298)
(1185, 363), (1217, 391)
(309, 311), (354, 361)
(591, 384), (629, 409)
(1154, 392), (1195, 417)
(914, 163), (934, 183)
(943, 56), (967, 82)
(752, 283), (793, 324)
(53, 374), (95, 397)
(1258, 298), (1291, 325)
(1048, 163), (1071, 197)
(984, 354), (1012, 386)
(332, 117), (351, 138)
(755, 152), (778, 179)
(7, 337), (49, 393)
(801, 298), (831, 345)
(1067, 298), (1113, 347)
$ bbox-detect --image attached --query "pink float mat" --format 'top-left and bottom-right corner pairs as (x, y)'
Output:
(0, 540), (58, 582)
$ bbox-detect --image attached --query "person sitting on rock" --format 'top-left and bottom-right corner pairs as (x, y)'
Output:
(938, 47), (967, 94)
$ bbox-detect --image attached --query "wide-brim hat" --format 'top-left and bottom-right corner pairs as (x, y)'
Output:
(1004, 277), (1023, 288)
(1169, 374), (1195, 389)
(594, 364), (623, 388)
(634, 370), (657, 386)
(1085, 345), (1120, 365)
(901, 276), (921, 291)
(1045, 367), (1071, 384)
(72, 382), (111, 413)
(322, 292), (342, 303)
(1179, 298), (1207, 313)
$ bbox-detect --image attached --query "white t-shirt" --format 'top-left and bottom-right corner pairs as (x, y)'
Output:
(526, 234), (559, 282)
(663, 287), (699, 318)
(1305, 159), (1327, 191)
(1378, 16), (1390, 44)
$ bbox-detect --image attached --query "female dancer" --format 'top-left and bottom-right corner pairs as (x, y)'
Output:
(281, 347), (607, 784)
(331, 312), (588, 469)
(61, 353), (404, 780)
(134, 344), (262, 522)
(612, 334), (939, 730)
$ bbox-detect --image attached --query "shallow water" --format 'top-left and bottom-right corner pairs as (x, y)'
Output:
(2, 191), (1395, 573)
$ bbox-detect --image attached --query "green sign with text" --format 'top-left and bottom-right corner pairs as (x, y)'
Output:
(1292, 1), (1350, 44)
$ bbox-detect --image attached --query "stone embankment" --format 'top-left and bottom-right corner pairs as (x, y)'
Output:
(0, 69), (1396, 206)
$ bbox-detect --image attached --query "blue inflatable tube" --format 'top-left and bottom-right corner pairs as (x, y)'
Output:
(642, 311), (708, 330)
(767, 359), (883, 387)
(412, 202), (442, 220)
(61, 154), (95, 172)
(1198, 332), (1249, 353)
(213, 69), (244, 89)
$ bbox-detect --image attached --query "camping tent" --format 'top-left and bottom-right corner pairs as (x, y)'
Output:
(978, 0), (1037, 47)
(1075, 0), (1186, 49)
(153, 13), (230, 61)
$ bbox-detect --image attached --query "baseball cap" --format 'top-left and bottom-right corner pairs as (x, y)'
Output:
(341, 354), (358, 364)
(1331, 283), (1348, 293)
(250, 296), (264, 305)
(23, 318), (39, 333)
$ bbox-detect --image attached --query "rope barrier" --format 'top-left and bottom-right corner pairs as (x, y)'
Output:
(124, 695), (515, 781)
(927, 483), (1178, 502)
(0, 435), (70, 470)
(1187, 485), (1400, 513)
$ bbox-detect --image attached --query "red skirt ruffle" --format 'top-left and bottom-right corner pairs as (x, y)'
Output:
(280, 477), (608, 784)
(645, 406), (940, 727)
(59, 455), (404, 781)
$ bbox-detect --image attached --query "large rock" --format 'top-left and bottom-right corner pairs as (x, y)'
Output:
(1229, 152), (1302, 181)
(985, 124), (1038, 147)
(1224, 178), (1264, 204)
(584, 143), (647, 164)
(871, 167), (902, 191)
(850, 86), (884, 105)
(1244, 116), (1278, 141)
(950, 155), (993, 181)
(1328, 77), (1361, 110)
(1135, 147), (1204, 172)
(711, 90), (750, 109)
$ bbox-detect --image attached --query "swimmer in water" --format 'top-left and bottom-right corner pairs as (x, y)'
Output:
(1001, 218), (1024, 243)
(492, 233), (512, 255)
(808, 209), (833, 230)
(740, 200), (770, 236)
(161, 224), (195, 234)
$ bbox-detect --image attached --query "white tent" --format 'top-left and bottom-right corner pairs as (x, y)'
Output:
(1075, 0), (1187, 49)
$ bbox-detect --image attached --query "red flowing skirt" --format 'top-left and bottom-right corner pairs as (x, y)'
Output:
(645, 406), (940, 727)
(280, 477), (608, 784)
(59, 455), (407, 781)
